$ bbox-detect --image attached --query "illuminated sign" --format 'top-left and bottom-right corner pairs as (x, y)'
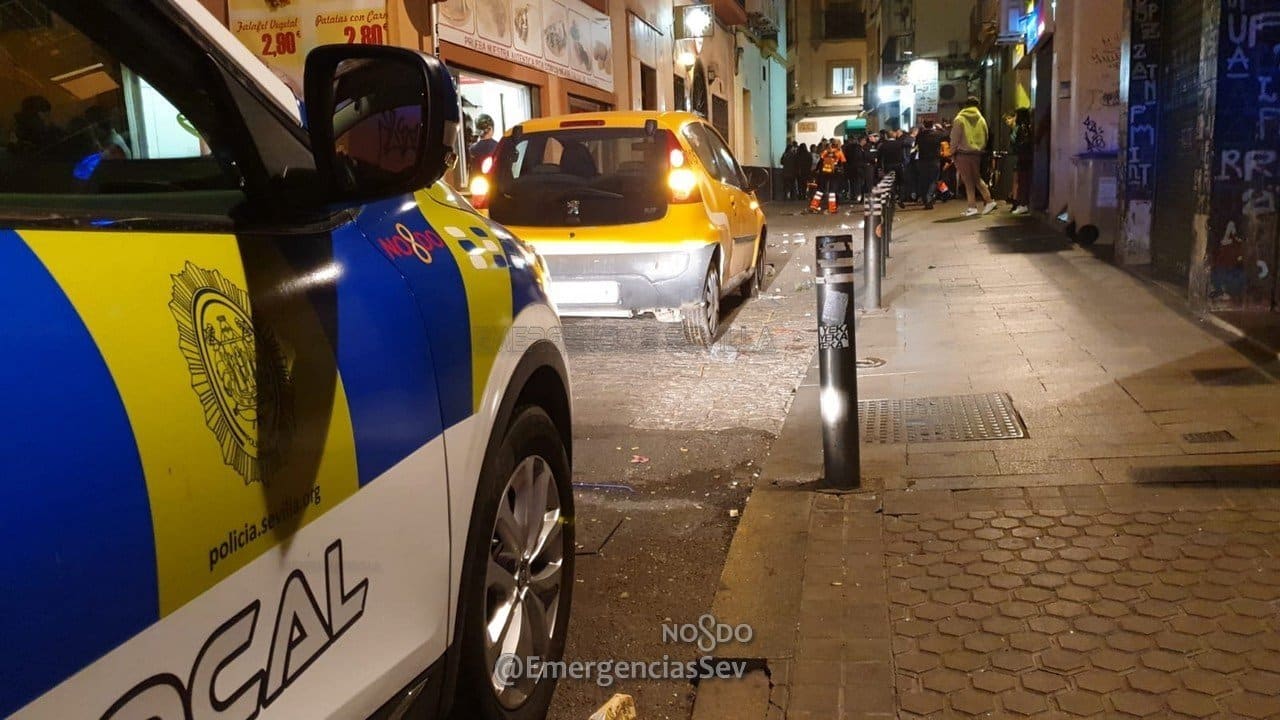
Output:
(676, 3), (714, 40)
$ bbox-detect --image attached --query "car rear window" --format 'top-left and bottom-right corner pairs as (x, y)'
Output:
(488, 127), (673, 227)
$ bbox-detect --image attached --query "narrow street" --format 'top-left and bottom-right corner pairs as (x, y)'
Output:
(549, 205), (864, 719)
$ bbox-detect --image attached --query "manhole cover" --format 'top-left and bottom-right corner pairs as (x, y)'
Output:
(858, 393), (1028, 444)
(1182, 430), (1237, 444)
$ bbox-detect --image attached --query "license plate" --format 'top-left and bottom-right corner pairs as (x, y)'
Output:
(548, 281), (620, 305)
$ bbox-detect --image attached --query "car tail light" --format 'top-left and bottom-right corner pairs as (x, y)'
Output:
(668, 168), (700, 203)
(469, 174), (491, 210)
(665, 132), (700, 203)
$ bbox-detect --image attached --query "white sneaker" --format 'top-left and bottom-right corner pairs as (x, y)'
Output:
(1011, 206), (1030, 216)
(962, 208), (979, 217)
(983, 201), (999, 215)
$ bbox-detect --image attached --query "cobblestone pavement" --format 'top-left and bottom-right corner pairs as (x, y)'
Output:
(699, 205), (1280, 720)
(551, 206), (859, 720)
(565, 207), (861, 434)
(887, 500), (1280, 719)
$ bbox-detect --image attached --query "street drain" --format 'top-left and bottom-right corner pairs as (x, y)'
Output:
(1182, 430), (1237, 444)
(858, 392), (1028, 444)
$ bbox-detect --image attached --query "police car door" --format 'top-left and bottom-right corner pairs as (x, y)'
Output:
(0, 2), (452, 718)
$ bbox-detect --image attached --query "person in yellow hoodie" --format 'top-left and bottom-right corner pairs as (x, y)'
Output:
(950, 96), (998, 217)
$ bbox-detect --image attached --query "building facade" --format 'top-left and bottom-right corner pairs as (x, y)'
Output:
(786, 0), (870, 146)
(865, 0), (980, 134)
(196, 0), (788, 190)
(1118, 0), (1278, 313)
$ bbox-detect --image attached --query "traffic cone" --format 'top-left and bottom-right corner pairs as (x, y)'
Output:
(810, 189), (824, 212)
(827, 193), (838, 214)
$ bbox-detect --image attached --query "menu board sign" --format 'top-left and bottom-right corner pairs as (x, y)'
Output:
(227, 0), (388, 92)
(437, 0), (614, 94)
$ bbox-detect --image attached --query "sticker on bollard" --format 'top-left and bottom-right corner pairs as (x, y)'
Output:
(815, 235), (862, 490)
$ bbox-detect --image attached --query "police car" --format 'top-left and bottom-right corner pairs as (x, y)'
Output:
(0, 2), (573, 719)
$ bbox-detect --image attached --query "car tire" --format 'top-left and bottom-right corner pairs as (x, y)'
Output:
(450, 406), (574, 720)
(740, 237), (766, 299)
(682, 263), (720, 347)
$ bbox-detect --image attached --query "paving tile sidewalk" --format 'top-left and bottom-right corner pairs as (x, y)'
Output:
(693, 207), (1280, 720)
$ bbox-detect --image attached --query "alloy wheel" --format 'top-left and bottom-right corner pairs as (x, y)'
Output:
(483, 455), (565, 709)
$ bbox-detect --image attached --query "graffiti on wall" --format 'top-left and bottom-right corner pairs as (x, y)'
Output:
(1083, 116), (1107, 152)
(1126, 0), (1161, 201)
(1209, 1), (1280, 308)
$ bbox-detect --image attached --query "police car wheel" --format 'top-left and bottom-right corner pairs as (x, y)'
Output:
(682, 264), (720, 347)
(454, 406), (574, 720)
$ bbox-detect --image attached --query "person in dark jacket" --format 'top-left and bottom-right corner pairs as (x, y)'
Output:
(791, 143), (814, 201)
(914, 120), (945, 210)
(780, 141), (798, 200)
(877, 122), (909, 208)
(1009, 108), (1033, 215)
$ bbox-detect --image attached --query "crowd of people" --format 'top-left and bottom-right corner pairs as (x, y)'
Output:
(779, 97), (1034, 218)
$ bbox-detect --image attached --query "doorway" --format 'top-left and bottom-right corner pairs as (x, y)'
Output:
(1031, 38), (1053, 212)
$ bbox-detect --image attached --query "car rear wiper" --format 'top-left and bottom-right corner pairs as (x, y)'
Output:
(557, 187), (625, 201)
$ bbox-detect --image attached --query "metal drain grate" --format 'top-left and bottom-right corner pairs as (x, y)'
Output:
(1182, 430), (1237, 444)
(858, 393), (1028, 444)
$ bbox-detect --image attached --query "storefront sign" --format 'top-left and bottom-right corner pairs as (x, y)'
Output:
(907, 58), (939, 115)
(227, 0), (387, 93)
(437, 0), (614, 94)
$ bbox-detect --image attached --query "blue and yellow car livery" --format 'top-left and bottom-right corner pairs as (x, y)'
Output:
(0, 2), (571, 718)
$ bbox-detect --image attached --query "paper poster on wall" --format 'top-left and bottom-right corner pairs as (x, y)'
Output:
(477, 0), (512, 43)
(591, 18), (612, 82)
(566, 10), (592, 74)
(437, 0), (613, 93)
(543, 2), (569, 66)
(227, 0), (386, 93)
(512, 1), (544, 56)
(438, 0), (475, 33)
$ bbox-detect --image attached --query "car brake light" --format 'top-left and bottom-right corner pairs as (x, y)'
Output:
(560, 119), (607, 128)
(670, 148), (686, 168)
(469, 174), (491, 209)
(668, 168), (700, 203)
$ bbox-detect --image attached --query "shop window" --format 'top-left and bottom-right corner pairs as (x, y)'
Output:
(450, 69), (535, 189)
(787, 68), (796, 106)
(674, 75), (687, 112)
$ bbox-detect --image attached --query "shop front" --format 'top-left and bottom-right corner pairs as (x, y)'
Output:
(434, 0), (617, 188)
(207, 0), (618, 191)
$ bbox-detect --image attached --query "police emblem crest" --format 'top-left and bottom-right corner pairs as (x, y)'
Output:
(170, 262), (293, 484)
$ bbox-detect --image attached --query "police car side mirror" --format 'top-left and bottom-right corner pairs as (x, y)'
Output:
(303, 45), (459, 206)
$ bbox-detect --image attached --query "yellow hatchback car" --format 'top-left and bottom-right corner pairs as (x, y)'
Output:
(472, 111), (767, 346)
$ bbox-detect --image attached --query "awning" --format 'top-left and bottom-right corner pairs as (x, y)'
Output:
(834, 118), (867, 136)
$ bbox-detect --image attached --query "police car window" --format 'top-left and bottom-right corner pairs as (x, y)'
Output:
(0, 1), (238, 198)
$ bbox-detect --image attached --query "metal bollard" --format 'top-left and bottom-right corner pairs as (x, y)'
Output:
(815, 234), (862, 491)
(864, 196), (883, 311)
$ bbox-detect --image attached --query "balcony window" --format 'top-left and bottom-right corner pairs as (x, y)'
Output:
(830, 64), (859, 97)
(824, 1), (866, 39)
